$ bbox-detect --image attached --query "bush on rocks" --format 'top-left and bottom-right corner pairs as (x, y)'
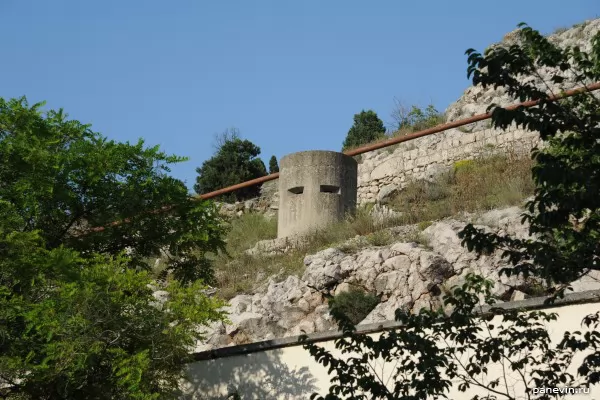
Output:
(328, 287), (380, 325)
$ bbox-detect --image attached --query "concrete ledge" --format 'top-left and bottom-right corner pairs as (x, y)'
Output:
(191, 289), (600, 362)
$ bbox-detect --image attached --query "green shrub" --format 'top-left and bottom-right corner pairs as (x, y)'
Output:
(0, 96), (228, 398)
(328, 288), (380, 325)
(417, 220), (433, 231)
(401, 104), (444, 131)
(342, 110), (387, 151)
(366, 229), (394, 246)
(453, 159), (476, 172)
(391, 102), (445, 136)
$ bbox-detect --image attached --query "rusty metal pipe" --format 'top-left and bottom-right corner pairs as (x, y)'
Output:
(196, 173), (280, 200)
(79, 82), (600, 235)
(344, 82), (600, 157)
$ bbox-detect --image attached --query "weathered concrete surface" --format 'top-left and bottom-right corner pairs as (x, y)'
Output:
(277, 151), (357, 238)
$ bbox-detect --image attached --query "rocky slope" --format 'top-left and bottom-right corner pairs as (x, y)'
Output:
(195, 19), (600, 351)
(196, 206), (600, 351)
(445, 18), (600, 132)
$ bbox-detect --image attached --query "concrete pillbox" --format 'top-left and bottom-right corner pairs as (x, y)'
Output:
(277, 150), (358, 238)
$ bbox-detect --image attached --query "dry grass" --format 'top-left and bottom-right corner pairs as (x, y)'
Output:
(553, 26), (568, 35)
(220, 213), (278, 255)
(388, 153), (535, 224)
(213, 207), (404, 299)
(210, 213), (278, 298)
(213, 152), (535, 299)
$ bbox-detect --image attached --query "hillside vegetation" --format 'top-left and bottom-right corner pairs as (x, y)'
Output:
(212, 151), (534, 299)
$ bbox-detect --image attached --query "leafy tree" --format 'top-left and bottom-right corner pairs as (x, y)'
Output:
(342, 110), (387, 151)
(303, 24), (600, 399)
(0, 97), (228, 399)
(459, 23), (600, 290)
(304, 274), (600, 399)
(194, 129), (267, 202)
(0, 220), (226, 400)
(269, 155), (279, 174)
(0, 98), (227, 284)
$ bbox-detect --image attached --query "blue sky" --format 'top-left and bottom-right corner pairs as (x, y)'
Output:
(1, 1), (597, 192)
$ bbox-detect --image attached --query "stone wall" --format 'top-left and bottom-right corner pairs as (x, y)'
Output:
(215, 179), (279, 219)
(216, 124), (542, 217)
(356, 124), (541, 204)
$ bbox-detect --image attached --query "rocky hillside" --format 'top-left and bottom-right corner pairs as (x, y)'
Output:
(197, 206), (600, 351)
(445, 18), (600, 132)
(215, 19), (600, 217)
(194, 19), (600, 352)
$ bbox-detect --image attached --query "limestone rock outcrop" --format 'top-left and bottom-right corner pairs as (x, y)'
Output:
(445, 19), (600, 131)
(196, 206), (600, 352)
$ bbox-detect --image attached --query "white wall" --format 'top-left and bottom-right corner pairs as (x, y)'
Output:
(182, 300), (600, 400)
